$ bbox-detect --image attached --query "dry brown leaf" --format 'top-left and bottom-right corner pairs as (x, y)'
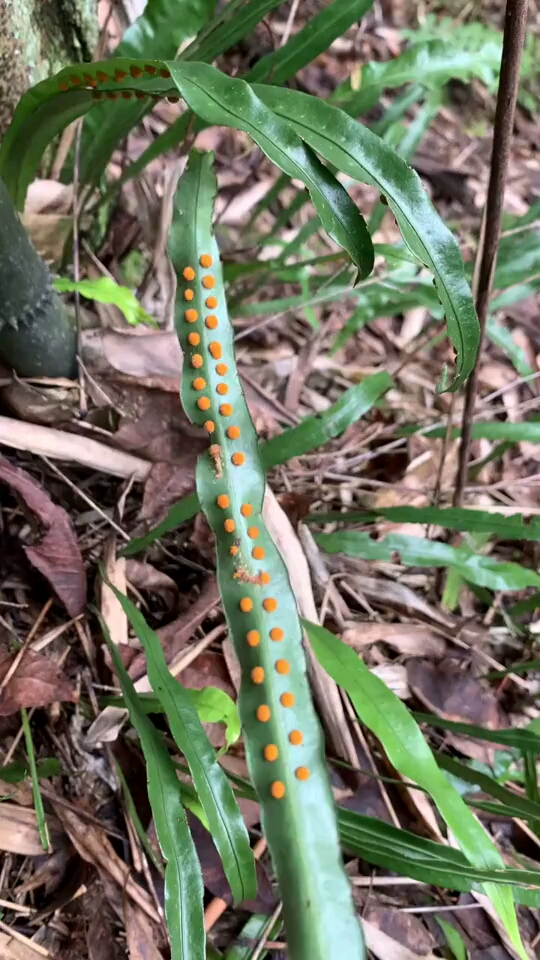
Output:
(141, 461), (198, 528)
(124, 899), (164, 960)
(0, 930), (51, 960)
(0, 649), (78, 716)
(407, 657), (503, 728)
(342, 622), (446, 659)
(0, 459), (86, 616)
(101, 541), (128, 649)
(125, 560), (178, 608)
(20, 213), (72, 266)
(364, 907), (436, 957)
(0, 802), (61, 856)
(362, 919), (438, 960)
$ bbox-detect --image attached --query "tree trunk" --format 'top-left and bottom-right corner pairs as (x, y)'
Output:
(0, 0), (98, 377)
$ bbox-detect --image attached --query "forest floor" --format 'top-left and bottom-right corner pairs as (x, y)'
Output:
(1, 1), (540, 959)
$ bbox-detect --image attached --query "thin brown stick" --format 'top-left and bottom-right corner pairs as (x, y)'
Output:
(453, 0), (529, 507)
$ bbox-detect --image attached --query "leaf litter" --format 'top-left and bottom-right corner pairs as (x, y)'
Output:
(2, 3), (540, 959)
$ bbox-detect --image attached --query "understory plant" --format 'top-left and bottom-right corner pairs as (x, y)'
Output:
(1, 7), (538, 958)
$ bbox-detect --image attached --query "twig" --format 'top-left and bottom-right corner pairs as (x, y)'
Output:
(453, 0), (529, 506)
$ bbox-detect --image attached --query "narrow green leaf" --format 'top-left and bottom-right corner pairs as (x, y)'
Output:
(54, 276), (155, 327)
(108, 583), (256, 905)
(245, 0), (373, 86)
(0, 758), (60, 783)
(436, 754), (540, 822)
(252, 85), (479, 390)
(402, 420), (540, 442)
(72, 0), (217, 186)
(304, 620), (525, 959)
(122, 371), (391, 556)
(413, 713), (540, 753)
(21, 707), (50, 852)
(315, 529), (540, 593)
(306, 504), (540, 542)
(437, 918), (468, 960)
(224, 913), (281, 960)
(101, 615), (205, 960)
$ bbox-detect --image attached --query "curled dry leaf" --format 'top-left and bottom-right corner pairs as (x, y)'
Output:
(0, 648), (78, 716)
(0, 459), (86, 616)
(342, 622), (446, 659)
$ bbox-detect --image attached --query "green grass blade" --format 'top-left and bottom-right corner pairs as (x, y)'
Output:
(122, 371), (391, 556)
(183, 0), (284, 64)
(21, 707), (50, 852)
(100, 614), (205, 960)
(252, 84), (479, 391)
(437, 754), (540, 822)
(224, 913), (282, 960)
(413, 714), (540, 752)
(401, 421), (540, 442)
(315, 529), (540, 593)
(304, 620), (526, 959)
(306, 504), (540, 542)
(437, 918), (468, 960)
(107, 582), (257, 905)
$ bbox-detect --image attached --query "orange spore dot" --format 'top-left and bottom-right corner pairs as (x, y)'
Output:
(280, 692), (295, 708)
(160, 68), (171, 78)
(145, 64), (157, 75)
(209, 342), (222, 359)
(216, 363), (228, 376)
(59, 82), (69, 92)
(270, 627), (284, 642)
(231, 452), (245, 466)
(106, 91), (119, 99)
(184, 289), (194, 301)
(295, 767), (310, 781)
(275, 659), (290, 675)
(135, 90), (147, 100)
(96, 71), (109, 83)
(227, 426), (241, 441)
(256, 705), (271, 722)
(121, 91), (132, 99)
(193, 377), (206, 391)
(70, 74), (82, 85)
(202, 275), (215, 289)
(240, 597), (253, 613)
(252, 546), (265, 560)
(200, 254), (213, 268)
(188, 332), (200, 346)
(183, 267), (196, 281)
(84, 74), (97, 87)
(197, 397), (211, 411)
(247, 527), (259, 540)
(270, 781), (285, 799)
(114, 69), (127, 82)
(217, 494), (230, 509)
(260, 572), (271, 584)
(247, 630), (260, 647)
(263, 598), (277, 613)
(289, 730), (303, 746)
(264, 744), (279, 762)
(185, 309), (198, 323)
(191, 355), (204, 369)
(205, 315), (218, 329)
(230, 545), (239, 556)
(219, 403), (233, 417)
(204, 420), (215, 433)
(206, 296), (218, 309)
(251, 667), (265, 684)
(240, 504), (252, 517)
(216, 383), (229, 395)
(225, 519), (236, 534)
(130, 65), (143, 78)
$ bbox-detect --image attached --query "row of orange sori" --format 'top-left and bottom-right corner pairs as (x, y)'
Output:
(182, 255), (310, 798)
(58, 63), (171, 92)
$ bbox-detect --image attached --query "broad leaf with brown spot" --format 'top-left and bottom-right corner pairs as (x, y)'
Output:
(0, 460), (86, 615)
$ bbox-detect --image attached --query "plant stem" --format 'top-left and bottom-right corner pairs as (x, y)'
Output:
(453, 0), (529, 507)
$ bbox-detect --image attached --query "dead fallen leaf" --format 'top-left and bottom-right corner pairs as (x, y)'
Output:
(362, 919), (438, 960)
(124, 899), (163, 960)
(342, 622), (446, 659)
(407, 657), (503, 728)
(0, 802), (62, 856)
(141, 460), (198, 528)
(0, 649), (78, 716)
(125, 560), (178, 609)
(364, 906), (435, 957)
(0, 460), (86, 616)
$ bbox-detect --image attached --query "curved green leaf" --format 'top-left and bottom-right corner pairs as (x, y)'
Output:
(54, 276), (155, 327)
(315, 529), (540, 593)
(0, 59), (373, 280)
(189, 687), (241, 749)
(304, 620), (525, 959)
(251, 85), (479, 391)
(100, 614), (205, 960)
(108, 582), (256, 905)
(306, 504), (540, 542)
